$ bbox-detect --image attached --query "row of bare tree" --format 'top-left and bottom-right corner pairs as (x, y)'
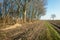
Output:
(0, 0), (47, 24)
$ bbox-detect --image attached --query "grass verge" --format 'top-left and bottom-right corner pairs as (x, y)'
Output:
(45, 22), (60, 40)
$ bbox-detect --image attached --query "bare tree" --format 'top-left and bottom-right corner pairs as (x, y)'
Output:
(30, 0), (47, 20)
(2, 0), (47, 23)
(51, 14), (56, 20)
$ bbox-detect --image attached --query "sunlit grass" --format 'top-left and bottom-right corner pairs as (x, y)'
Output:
(45, 22), (60, 40)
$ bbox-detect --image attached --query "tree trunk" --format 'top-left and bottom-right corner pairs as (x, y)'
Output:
(23, 10), (26, 23)
(23, 2), (26, 23)
(31, 9), (34, 22)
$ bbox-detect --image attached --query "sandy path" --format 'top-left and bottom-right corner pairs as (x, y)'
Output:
(1, 23), (22, 30)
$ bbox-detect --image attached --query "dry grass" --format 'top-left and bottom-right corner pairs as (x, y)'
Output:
(0, 21), (48, 40)
(0, 20), (60, 40)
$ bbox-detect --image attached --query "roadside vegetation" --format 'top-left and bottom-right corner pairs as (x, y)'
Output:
(45, 22), (60, 40)
(0, 21), (60, 40)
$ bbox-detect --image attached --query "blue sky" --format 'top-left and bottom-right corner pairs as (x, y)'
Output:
(0, 0), (3, 2)
(41, 0), (60, 20)
(0, 0), (60, 20)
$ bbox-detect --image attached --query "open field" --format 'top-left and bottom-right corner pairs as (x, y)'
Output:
(49, 20), (60, 33)
(0, 21), (60, 40)
(49, 20), (60, 25)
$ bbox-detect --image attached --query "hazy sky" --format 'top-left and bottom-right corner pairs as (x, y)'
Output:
(0, 0), (60, 20)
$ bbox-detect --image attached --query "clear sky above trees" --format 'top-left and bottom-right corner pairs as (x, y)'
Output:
(41, 0), (60, 20)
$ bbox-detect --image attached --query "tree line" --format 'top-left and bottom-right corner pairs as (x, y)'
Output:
(0, 0), (47, 24)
